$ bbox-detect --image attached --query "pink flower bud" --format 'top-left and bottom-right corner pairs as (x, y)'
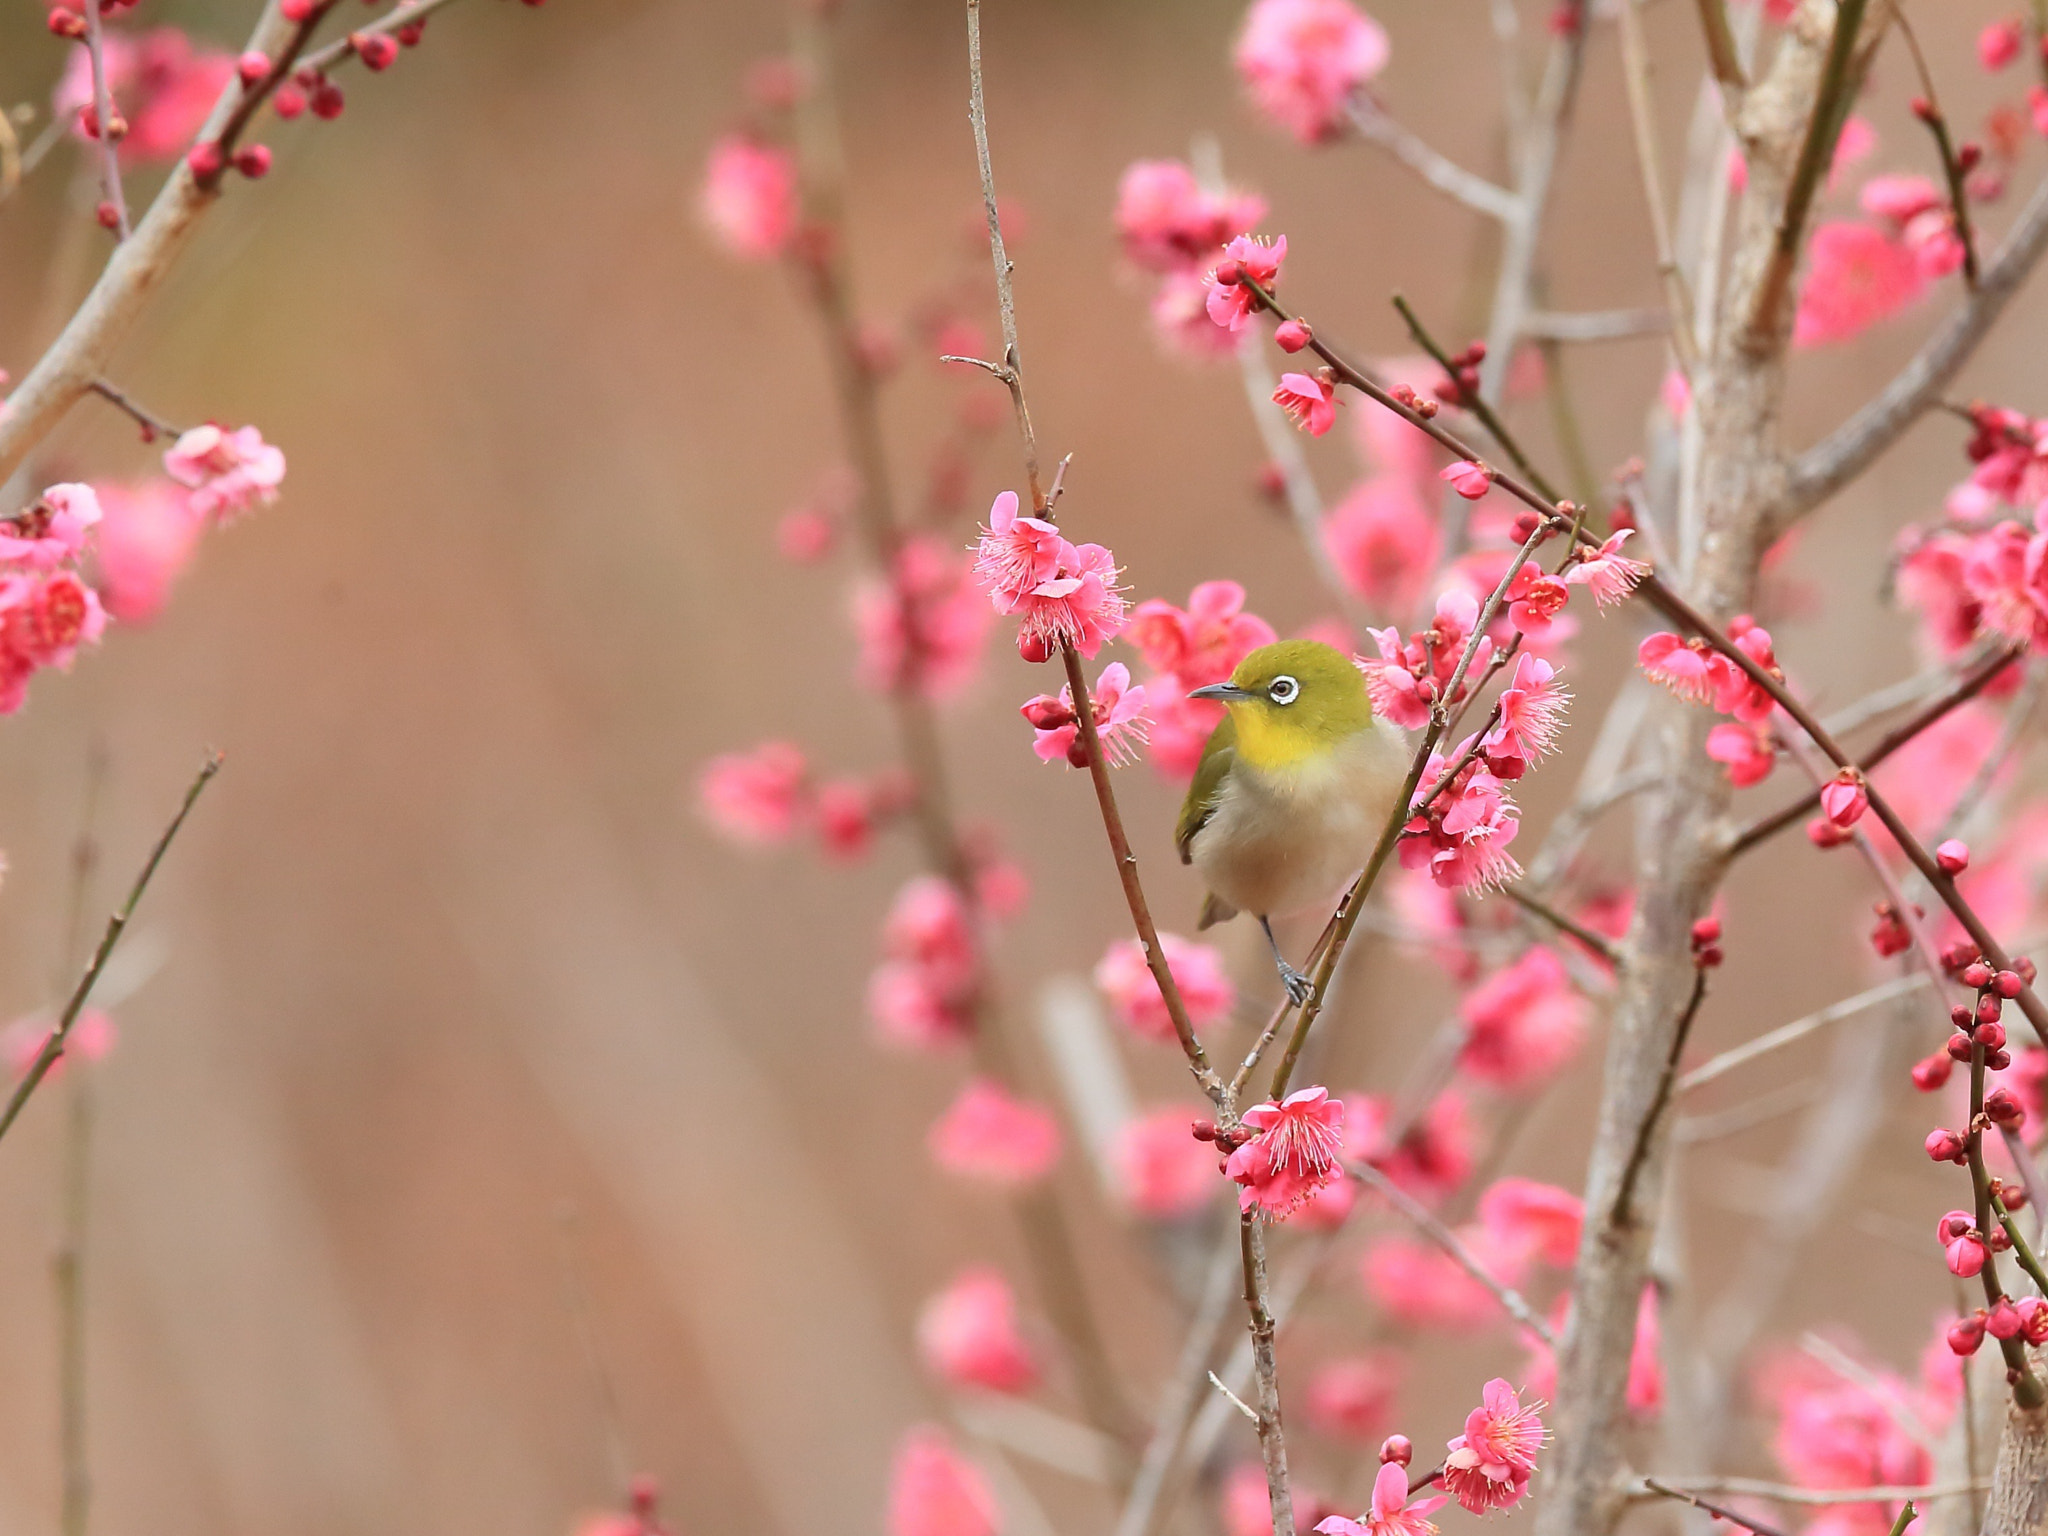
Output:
(1019, 697), (1075, 731)
(1941, 1210), (1989, 1277)
(1213, 259), (1243, 286)
(1998, 969), (2025, 998)
(1953, 1004), (1976, 1029)
(1819, 769), (1868, 828)
(1980, 993), (2005, 1026)
(1977, 1021), (2008, 1051)
(1965, 961), (1995, 989)
(280, 0), (314, 20)
(1274, 318), (1314, 353)
(1912, 1051), (1954, 1091)
(311, 80), (346, 120)
(1939, 838), (1972, 873)
(1691, 916), (1722, 946)
(1988, 1047), (2014, 1071)
(233, 145), (271, 179)
(1991, 1224), (2015, 1252)
(1988, 1087), (2026, 1126)
(1948, 1032), (1976, 1062)
(1441, 460), (1493, 500)
(1983, 18), (2026, 71)
(1379, 1435), (1412, 1467)
(1949, 1311), (1987, 1355)
(47, 8), (86, 37)
(1926, 1127), (1969, 1163)
(273, 84), (307, 119)
(94, 200), (119, 230)
(1016, 631), (1052, 664)
(1806, 816), (1852, 849)
(352, 31), (399, 70)
(1989, 1296), (2024, 1339)
(186, 141), (224, 179)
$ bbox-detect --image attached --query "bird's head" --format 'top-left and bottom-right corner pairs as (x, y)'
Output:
(1187, 639), (1374, 770)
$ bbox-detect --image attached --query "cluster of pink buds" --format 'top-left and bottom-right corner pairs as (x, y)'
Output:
(1429, 339), (1486, 409)
(1690, 915), (1723, 969)
(1867, 898), (1922, 958)
(45, 0), (139, 38)
(1951, 1293), (2048, 1357)
(1020, 661), (1150, 768)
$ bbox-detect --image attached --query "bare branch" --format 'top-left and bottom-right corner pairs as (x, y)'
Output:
(1345, 100), (1518, 221)
(1522, 308), (1671, 342)
(1349, 1159), (1556, 1345)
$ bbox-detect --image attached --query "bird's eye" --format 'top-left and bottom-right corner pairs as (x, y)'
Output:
(1268, 675), (1299, 705)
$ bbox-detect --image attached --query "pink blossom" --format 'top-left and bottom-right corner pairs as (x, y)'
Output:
(1305, 1354), (1405, 1443)
(1793, 222), (1927, 348)
(1874, 707), (2002, 837)
(1021, 661), (1150, 767)
(1829, 116), (1878, 186)
(1442, 1378), (1545, 1515)
(91, 480), (204, 624)
(1315, 1460), (1447, 1536)
(1115, 159), (1267, 274)
(1228, 1462), (1335, 1536)
(1094, 933), (1235, 1043)
(868, 961), (971, 1051)
(1323, 475), (1438, 614)
(1903, 209), (1967, 281)
(1627, 1286), (1664, 1415)
(1820, 770), (1868, 829)
(1206, 234), (1287, 332)
(1561, 529), (1648, 606)
(1225, 1086), (1346, 1217)
(1400, 753), (1521, 892)
(1701, 615), (1778, 721)
(2, 1009), (116, 1082)
(1458, 945), (1586, 1088)
(1348, 1088), (1476, 1201)
(854, 535), (993, 699)
(917, 1267), (1038, 1395)
(162, 423), (285, 522)
(929, 1078), (1060, 1187)
(1764, 1349), (1934, 1495)
(0, 570), (108, 715)
(1982, 17), (2026, 71)
(1638, 632), (1715, 704)
(971, 493), (1127, 659)
(1110, 1108), (1217, 1218)
(1360, 1230), (1516, 1330)
(700, 134), (799, 261)
(1706, 720), (1776, 787)
(1358, 595), (1497, 730)
(883, 877), (978, 998)
(1274, 373), (1338, 437)
(1661, 368), (1693, 421)
(1894, 528), (1980, 658)
(1143, 679), (1227, 782)
(1858, 172), (1942, 225)
(1478, 1177), (1583, 1267)
(1481, 653), (1569, 775)
(698, 741), (808, 844)
(1150, 271), (1242, 357)
(56, 29), (234, 163)
(887, 1426), (999, 1536)
(1503, 564), (1570, 639)
(1939, 1210), (1989, 1277)
(1127, 581), (1277, 689)
(1440, 461), (1492, 500)
(1235, 0), (1390, 144)
(0, 483), (99, 570)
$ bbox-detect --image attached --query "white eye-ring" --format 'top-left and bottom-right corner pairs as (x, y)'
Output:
(1268, 675), (1300, 705)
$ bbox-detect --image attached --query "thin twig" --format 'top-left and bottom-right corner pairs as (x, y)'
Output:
(555, 1206), (633, 1498)
(1894, 9), (1979, 288)
(1522, 308), (1671, 343)
(1349, 1159), (1556, 1344)
(1691, 0), (1748, 97)
(1503, 886), (1622, 966)
(1614, 0), (1699, 372)
(0, 752), (222, 1149)
(1345, 100), (1518, 221)
(1238, 1215), (1295, 1536)
(80, 6), (130, 239)
(1639, 1478), (1980, 1507)
(1640, 1477), (1792, 1536)
(1678, 974), (1924, 1093)
(1392, 293), (1561, 503)
(296, 0), (467, 74)
(87, 378), (183, 442)
(1611, 968), (1708, 1229)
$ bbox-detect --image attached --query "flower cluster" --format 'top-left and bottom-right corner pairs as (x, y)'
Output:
(1094, 932), (1236, 1043)
(697, 740), (916, 858)
(1234, 0), (1390, 144)
(1400, 750), (1522, 892)
(1225, 1085), (1346, 1217)
(1125, 579), (1276, 778)
(54, 26), (231, 163)
(0, 484), (109, 715)
(854, 535), (993, 700)
(972, 490), (1127, 661)
(1019, 660), (1150, 767)
(1316, 1379), (1545, 1535)
(1115, 158), (1271, 356)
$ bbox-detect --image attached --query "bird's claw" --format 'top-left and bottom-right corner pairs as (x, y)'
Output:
(1278, 963), (1314, 1008)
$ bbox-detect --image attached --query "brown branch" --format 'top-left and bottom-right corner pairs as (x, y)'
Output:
(1238, 1215), (1295, 1536)
(296, 0), (465, 74)
(1503, 885), (1622, 966)
(87, 378), (184, 443)
(1895, 9), (1979, 288)
(80, 5), (130, 239)
(1610, 967), (1708, 1228)
(1691, 0), (1748, 98)
(1968, 1032), (2044, 1405)
(1392, 293), (1561, 503)
(0, 753), (222, 1149)
(1348, 1159), (1556, 1344)
(1344, 100), (1518, 221)
(1640, 1477), (1792, 1536)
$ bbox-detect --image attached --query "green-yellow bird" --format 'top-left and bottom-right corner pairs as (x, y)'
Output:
(1177, 639), (1410, 1004)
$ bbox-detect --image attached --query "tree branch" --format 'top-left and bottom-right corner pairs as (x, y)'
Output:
(1345, 100), (1518, 221)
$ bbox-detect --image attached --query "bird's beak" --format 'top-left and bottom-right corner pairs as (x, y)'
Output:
(1186, 682), (1257, 702)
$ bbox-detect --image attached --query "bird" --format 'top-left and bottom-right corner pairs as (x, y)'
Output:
(1176, 638), (1410, 1005)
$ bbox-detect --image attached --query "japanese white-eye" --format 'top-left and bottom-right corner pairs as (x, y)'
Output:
(1177, 639), (1409, 1002)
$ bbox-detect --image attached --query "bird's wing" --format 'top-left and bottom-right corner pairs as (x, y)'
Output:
(1174, 713), (1237, 866)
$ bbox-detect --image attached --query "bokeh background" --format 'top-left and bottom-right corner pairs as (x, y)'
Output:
(0, 0), (2041, 1532)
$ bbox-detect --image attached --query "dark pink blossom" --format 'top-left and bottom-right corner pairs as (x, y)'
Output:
(1401, 752), (1521, 891)
(700, 134), (798, 261)
(1347, 1088), (1476, 1202)
(91, 480), (204, 624)
(916, 1267), (1038, 1395)
(1226, 1086), (1346, 1217)
(1440, 461), (1492, 500)
(1706, 720), (1776, 787)
(1095, 933), (1235, 1042)
(1323, 475), (1438, 614)
(855, 535), (994, 699)
(1638, 632), (1715, 704)
(1442, 1378), (1545, 1514)
(1205, 234), (1287, 332)
(1314, 1461), (1446, 1536)
(1478, 1177), (1583, 1267)
(0, 570), (106, 714)
(1143, 679), (1227, 782)
(1305, 1353), (1405, 1443)
(1361, 1230), (1518, 1330)
(929, 1077), (1060, 1187)
(887, 1426), (999, 1536)
(1458, 945), (1586, 1088)
(1115, 159), (1267, 274)
(1982, 17), (2025, 71)
(0, 483), (99, 570)
(1793, 222), (1926, 347)
(55, 28), (234, 163)
(1938, 1210), (1988, 1277)
(1275, 372), (1339, 437)
(1235, 0), (1388, 143)
(971, 492), (1127, 659)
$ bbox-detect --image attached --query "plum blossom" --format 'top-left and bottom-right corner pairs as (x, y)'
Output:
(1360, 1230), (1517, 1330)
(0, 569), (105, 715)
(1561, 529), (1648, 606)
(1206, 234), (1287, 331)
(1706, 720), (1776, 787)
(1401, 752), (1521, 891)
(55, 28), (233, 163)
(1480, 653), (1569, 777)
(854, 536), (993, 700)
(1305, 1354), (1405, 1443)
(1020, 661), (1150, 767)
(1110, 1108), (1217, 1218)
(700, 134), (799, 261)
(929, 1077), (1061, 1187)
(1226, 1085), (1345, 1217)
(1440, 461), (1492, 500)
(1793, 222), (1926, 348)
(1227, 1462), (1335, 1536)
(1094, 933), (1234, 1043)
(1458, 945), (1586, 1088)
(1314, 1460), (1447, 1536)
(1150, 271), (1241, 358)
(971, 491), (1127, 659)
(91, 480), (205, 624)
(1938, 1209), (1988, 1277)
(1441, 1378), (1546, 1515)
(1358, 589), (1496, 729)
(1323, 475), (1438, 614)
(916, 1267), (1038, 1395)
(1350, 1088), (1476, 1200)
(1115, 159), (1267, 273)
(0, 484), (100, 570)
(1128, 581), (1277, 689)
(868, 877), (980, 1051)
(1762, 1346), (1936, 1501)
(1637, 632), (1716, 704)
(698, 741), (808, 844)
(1523, 1288), (1662, 1417)
(1478, 1177), (1583, 1267)
(1983, 17), (2026, 72)
(1275, 372), (1339, 436)
(162, 424), (285, 522)
(1235, 0), (1390, 144)
(887, 1426), (1000, 1536)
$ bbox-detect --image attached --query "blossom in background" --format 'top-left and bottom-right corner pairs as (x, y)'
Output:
(0, 483), (99, 569)
(1, 1009), (116, 1082)
(697, 740), (808, 844)
(1305, 1353), (1405, 1443)
(1323, 475), (1438, 614)
(971, 491), (1127, 659)
(55, 28), (233, 163)
(853, 535), (992, 700)
(928, 1077), (1060, 1187)
(1314, 1459), (1446, 1536)
(1762, 1343), (1937, 1500)
(1982, 17), (2026, 71)
(1235, 0), (1390, 144)
(1441, 1378), (1546, 1514)
(1020, 661), (1150, 767)
(91, 480), (205, 624)
(1114, 159), (1267, 273)
(868, 876), (980, 1051)
(700, 134), (799, 261)
(1524, 1286), (1662, 1417)
(162, 423), (285, 522)
(1706, 719), (1777, 787)
(1458, 945), (1587, 1088)
(1205, 233), (1287, 331)
(1110, 1107), (1217, 1218)
(1227, 1461), (1334, 1536)
(1094, 933), (1235, 1043)
(1359, 1229), (1516, 1330)
(1793, 221), (1926, 348)
(1274, 372), (1338, 436)
(886, 1426), (1000, 1536)
(916, 1267), (1037, 1395)
(1150, 269), (1242, 358)
(1143, 678), (1229, 781)
(1226, 1085), (1345, 1216)
(1346, 1086), (1476, 1200)
(1477, 1177), (1583, 1267)
(1127, 581), (1277, 690)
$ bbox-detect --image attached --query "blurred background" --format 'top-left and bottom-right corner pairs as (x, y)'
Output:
(0, 0), (2041, 1532)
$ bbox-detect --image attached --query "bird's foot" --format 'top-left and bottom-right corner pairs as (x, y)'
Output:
(1276, 961), (1315, 1008)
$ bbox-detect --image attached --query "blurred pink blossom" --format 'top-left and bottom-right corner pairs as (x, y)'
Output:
(0, 569), (107, 715)
(162, 423), (285, 522)
(1359, 1230), (1516, 1330)
(0, 483), (99, 570)
(1114, 159), (1267, 274)
(853, 535), (992, 699)
(697, 741), (808, 844)
(1305, 1353), (1404, 1443)
(1477, 1176), (1582, 1267)
(1206, 234), (1287, 331)
(1234, 0), (1389, 144)
(886, 1426), (999, 1536)
(1094, 932), (1234, 1043)
(1323, 476), (1437, 614)
(1458, 947), (1586, 1089)
(1110, 1108), (1216, 1218)
(916, 1267), (1037, 1395)
(700, 134), (798, 261)
(1127, 581), (1277, 689)
(1793, 222), (1926, 348)
(929, 1078), (1060, 1187)
(2, 1009), (115, 1081)
(92, 480), (204, 624)
(55, 28), (234, 163)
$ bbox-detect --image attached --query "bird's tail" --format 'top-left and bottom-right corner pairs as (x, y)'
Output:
(1197, 891), (1238, 930)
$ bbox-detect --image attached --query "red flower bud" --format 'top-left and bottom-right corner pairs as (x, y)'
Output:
(1016, 631), (1052, 664)
(1980, 993), (2006, 1025)
(2020, 957), (2039, 985)
(1695, 945), (1724, 970)
(310, 80), (346, 119)
(1953, 1004), (1976, 1029)
(94, 200), (119, 230)
(351, 31), (399, 70)
(1274, 318), (1314, 353)
(1692, 915), (1723, 946)
(1991, 1224), (2015, 1252)
(1959, 142), (1984, 173)
(1977, 1021), (2008, 1051)
(1926, 1127), (1969, 1163)
(1989, 1088), (2026, 1126)
(273, 83), (307, 119)
(1807, 816), (1852, 849)
(1998, 969), (2025, 998)
(47, 8), (87, 36)
(1380, 1435), (1413, 1467)
(1988, 1047), (2014, 1071)
(233, 144), (271, 179)
(1064, 737), (1091, 769)
(1190, 1119), (1218, 1143)
(280, 0), (315, 20)
(1989, 1296), (2024, 1339)
(1213, 260), (1243, 286)
(2019, 1297), (2048, 1345)
(1944, 941), (1983, 975)
(1911, 96), (1937, 123)
(1019, 698), (1074, 731)
(185, 140), (224, 179)
(1938, 839), (1972, 874)
(1820, 768), (1868, 829)
(238, 49), (271, 84)
(1949, 1032), (1976, 1062)
(1965, 961), (1995, 989)
(1912, 1051), (1954, 1091)
(1949, 1311), (1987, 1355)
